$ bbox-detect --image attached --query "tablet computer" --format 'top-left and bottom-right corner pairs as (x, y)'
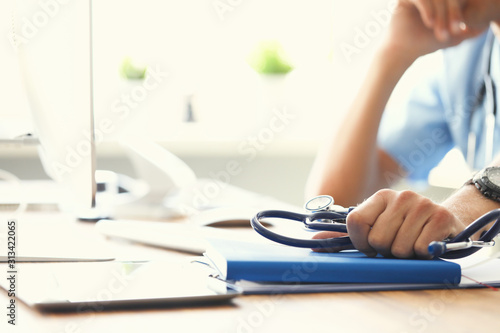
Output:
(0, 259), (240, 311)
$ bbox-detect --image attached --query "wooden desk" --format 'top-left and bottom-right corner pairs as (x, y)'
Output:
(1, 212), (499, 333)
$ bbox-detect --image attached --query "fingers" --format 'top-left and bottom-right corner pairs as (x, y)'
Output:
(346, 189), (464, 259)
(410, 0), (467, 41)
(414, 208), (462, 258)
(433, 0), (449, 41)
(311, 231), (349, 253)
(390, 197), (435, 258)
(346, 189), (392, 257)
(446, 0), (465, 34)
(461, 1), (495, 35)
(411, 0), (435, 28)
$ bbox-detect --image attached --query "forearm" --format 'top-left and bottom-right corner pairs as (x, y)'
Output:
(306, 0), (486, 206)
(306, 45), (414, 206)
(443, 184), (500, 224)
(443, 158), (500, 235)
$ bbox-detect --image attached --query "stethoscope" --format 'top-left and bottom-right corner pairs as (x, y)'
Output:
(251, 195), (500, 259)
(467, 30), (497, 168)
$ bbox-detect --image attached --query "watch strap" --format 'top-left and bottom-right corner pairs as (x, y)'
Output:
(468, 168), (500, 203)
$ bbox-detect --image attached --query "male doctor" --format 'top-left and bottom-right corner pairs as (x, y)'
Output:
(306, 0), (500, 258)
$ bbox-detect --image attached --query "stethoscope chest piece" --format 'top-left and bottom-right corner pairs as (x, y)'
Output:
(305, 195), (334, 212)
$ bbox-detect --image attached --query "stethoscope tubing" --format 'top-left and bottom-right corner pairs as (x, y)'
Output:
(436, 208), (500, 259)
(250, 210), (353, 249)
(251, 208), (500, 258)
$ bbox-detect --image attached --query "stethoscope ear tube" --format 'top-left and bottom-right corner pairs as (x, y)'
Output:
(250, 210), (354, 249)
(435, 208), (500, 259)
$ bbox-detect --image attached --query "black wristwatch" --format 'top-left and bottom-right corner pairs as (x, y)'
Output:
(468, 167), (500, 203)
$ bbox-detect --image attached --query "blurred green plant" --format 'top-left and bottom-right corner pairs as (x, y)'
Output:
(119, 57), (147, 80)
(247, 40), (293, 75)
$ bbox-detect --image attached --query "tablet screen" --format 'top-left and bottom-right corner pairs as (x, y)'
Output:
(0, 259), (239, 311)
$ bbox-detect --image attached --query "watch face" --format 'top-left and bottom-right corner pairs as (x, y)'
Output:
(487, 168), (500, 186)
(475, 167), (500, 202)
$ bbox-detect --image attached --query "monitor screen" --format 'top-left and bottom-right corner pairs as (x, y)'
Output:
(11, 0), (96, 212)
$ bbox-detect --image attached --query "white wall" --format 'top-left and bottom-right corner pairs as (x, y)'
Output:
(0, 0), (460, 207)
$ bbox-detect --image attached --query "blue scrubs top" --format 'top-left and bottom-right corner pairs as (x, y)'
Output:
(378, 29), (500, 183)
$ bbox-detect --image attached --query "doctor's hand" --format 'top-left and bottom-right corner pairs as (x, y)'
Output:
(314, 189), (467, 259)
(410, 0), (467, 41)
(410, 0), (500, 40)
(383, 0), (484, 63)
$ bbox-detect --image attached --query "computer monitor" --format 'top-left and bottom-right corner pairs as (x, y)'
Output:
(11, 0), (96, 212)
(9, 0), (198, 221)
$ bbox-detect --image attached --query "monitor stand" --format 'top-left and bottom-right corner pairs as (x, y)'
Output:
(78, 138), (198, 222)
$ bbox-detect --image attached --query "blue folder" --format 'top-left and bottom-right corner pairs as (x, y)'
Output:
(204, 239), (462, 284)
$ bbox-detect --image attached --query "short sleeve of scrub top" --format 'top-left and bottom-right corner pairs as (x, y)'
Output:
(378, 31), (492, 183)
(377, 66), (454, 183)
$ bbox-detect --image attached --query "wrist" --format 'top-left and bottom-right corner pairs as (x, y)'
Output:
(444, 182), (500, 227)
(467, 167), (500, 203)
(372, 43), (416, 85)
(377, 41), (417, 69)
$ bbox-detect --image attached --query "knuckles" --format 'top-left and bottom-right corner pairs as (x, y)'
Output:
(372, 188), (395, 201)
(411, 196), (434, 215)
(347, 189), (459, 259)
(428, 206), (455, 226)
(345, 210), (364, 229)
(395, 189), (418, 202)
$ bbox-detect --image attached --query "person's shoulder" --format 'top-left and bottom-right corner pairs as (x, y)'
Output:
(442, 30), (490, 65)
(440, 29), (492, 98)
